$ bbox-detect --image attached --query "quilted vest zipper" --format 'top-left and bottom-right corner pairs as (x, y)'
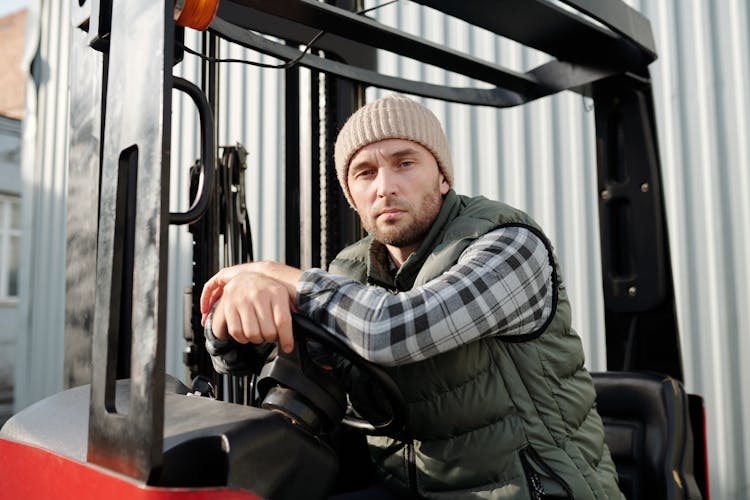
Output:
(521, 446), (574, 499)
(407, 439), (419, 497)
(520, 449), (546, 500)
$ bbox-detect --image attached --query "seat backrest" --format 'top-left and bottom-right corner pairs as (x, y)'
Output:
(591, 371), (703, 500)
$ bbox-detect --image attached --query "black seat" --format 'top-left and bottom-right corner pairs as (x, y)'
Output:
(592, 371), (703, 500)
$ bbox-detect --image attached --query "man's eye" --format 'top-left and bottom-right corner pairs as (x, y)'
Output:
(354, 169), (375, 178)
(400, 161), (414, 168)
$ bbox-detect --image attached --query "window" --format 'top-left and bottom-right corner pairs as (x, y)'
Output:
(0, 194), (21, 302)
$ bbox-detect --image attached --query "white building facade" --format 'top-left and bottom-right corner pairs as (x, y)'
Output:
(0, 116), (22, 425)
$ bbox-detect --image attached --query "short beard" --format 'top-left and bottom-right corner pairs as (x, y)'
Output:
(363, 190), (443, 248)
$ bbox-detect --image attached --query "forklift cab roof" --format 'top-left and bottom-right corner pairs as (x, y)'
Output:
(212, 0), (657, 106)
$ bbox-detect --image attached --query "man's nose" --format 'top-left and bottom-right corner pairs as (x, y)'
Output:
(375, 168), (398, 197)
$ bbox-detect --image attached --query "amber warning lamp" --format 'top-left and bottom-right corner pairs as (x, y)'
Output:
(175, 0), (220, 31)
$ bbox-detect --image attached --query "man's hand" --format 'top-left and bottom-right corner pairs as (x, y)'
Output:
(200, 262), (256, 323)
(200, 262), (304, 353)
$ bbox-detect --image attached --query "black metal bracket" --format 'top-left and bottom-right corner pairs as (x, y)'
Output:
(70, 0), (112, 51)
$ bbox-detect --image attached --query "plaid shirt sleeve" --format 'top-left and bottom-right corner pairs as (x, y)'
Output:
(296, 225), (555, 366)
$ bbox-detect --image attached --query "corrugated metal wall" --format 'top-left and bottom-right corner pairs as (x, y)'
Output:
(640, 2), (750, 497)
(15, 1), (750, 498)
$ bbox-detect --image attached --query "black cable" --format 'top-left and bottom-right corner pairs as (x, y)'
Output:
(178, 0), (399, 69)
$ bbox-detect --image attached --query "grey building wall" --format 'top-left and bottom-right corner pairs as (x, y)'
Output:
(13, 1), (750, 498)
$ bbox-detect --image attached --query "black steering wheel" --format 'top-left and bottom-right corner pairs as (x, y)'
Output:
(256, 313), (408, 437)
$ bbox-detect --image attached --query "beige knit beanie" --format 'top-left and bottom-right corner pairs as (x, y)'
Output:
(334, 93), (453, 207)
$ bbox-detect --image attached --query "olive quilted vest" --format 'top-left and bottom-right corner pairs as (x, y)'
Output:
(329, 191), (623, 499)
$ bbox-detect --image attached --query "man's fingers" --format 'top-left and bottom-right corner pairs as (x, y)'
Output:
(254, 298), (279, 345)
(200, 286), (219, 326)
(210, 300), (228, 341)
(223, 306), (247, 344)
(200, 275), (221, 315)
(203, 269), (299, 352)
(237, 307), (263, 345)
(200, 268), (236, 314)
(274, 299), (294, 353)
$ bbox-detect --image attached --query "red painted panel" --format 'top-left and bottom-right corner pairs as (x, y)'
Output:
(0, 438), (262, 500)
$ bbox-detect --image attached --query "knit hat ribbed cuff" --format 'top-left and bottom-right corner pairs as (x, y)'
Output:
(334, 93), (453, 207)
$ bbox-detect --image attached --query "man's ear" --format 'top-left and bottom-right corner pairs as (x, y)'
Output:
(439, 172), (450, 195)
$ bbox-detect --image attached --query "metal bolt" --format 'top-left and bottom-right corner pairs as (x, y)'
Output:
(601, 190), (611, 200)
(628, 286), (637, 297)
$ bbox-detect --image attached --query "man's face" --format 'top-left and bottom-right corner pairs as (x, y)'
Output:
(347, 139), (450, 252)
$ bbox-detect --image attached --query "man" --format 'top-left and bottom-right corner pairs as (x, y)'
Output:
(200, 93), (623, 499)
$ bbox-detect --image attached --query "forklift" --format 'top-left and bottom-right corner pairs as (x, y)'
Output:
(0, 1), (709, 499)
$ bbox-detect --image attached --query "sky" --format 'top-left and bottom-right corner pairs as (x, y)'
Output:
(0, 0), (28, 17)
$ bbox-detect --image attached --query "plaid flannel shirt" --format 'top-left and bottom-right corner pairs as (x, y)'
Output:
(296, 225), (554, 366)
